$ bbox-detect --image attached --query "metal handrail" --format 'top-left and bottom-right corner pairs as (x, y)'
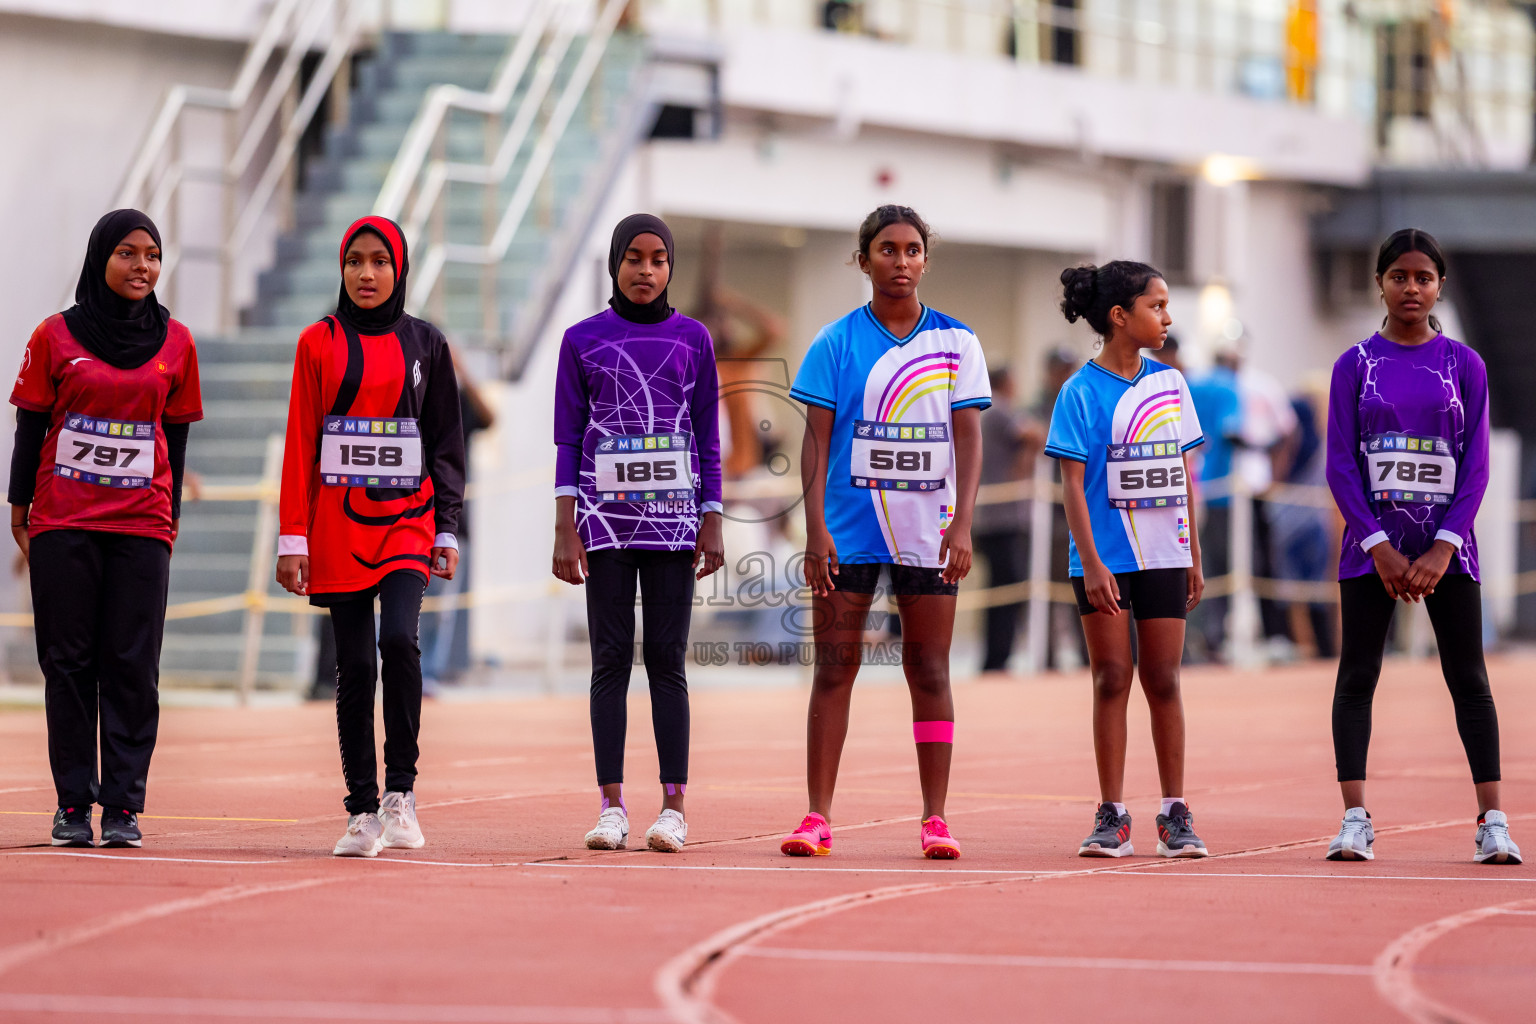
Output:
(406, 0), (631, 315)
(96, 0), (364, 327)
(374, 0), (560, 222)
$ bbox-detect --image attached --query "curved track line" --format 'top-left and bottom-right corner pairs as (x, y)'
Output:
(0, 875), (338, 978)
(1372, 896), (1536, 1024)
(653, 814), (1529, 1024)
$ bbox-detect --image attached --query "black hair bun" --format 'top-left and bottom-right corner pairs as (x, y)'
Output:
(1059, 265), (1098, 325)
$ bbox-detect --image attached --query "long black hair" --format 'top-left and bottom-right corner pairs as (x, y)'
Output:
(1059, 260), (1163, 338)
(1376, 228), (1446, 334)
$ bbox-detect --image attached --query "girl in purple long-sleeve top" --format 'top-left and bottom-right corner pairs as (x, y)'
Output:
(1323, 229), (1518, 865)
(551, 214), (724, 854)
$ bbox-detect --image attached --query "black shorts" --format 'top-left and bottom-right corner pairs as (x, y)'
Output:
(1071, 567), (1187, 619)
(835, 562), (958, 597)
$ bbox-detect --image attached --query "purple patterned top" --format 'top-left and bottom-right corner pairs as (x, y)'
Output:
(553, 308), (722, 551)
(1325, 333), (1489, 582)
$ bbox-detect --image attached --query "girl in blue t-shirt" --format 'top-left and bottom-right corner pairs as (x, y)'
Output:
(782, 205), (991, 860)
(1045, 261), (1209, 859)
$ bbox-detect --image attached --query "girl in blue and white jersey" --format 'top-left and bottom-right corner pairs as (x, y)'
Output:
(782, 206), (990, 860)
(1046, 261), (1209, 859)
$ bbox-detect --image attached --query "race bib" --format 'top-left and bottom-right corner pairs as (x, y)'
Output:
(320, 417), (423, 488)
(1364, 432), (1456, 505)
(1106, 441), (1187, 509)
(850, 420), (950, 492)
(593, 432), (692, 502)
(54, 412), (155, 488)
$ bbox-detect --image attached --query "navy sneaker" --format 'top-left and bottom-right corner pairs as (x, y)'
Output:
(1156, 801), (1209, 858)
(1079, 802), (1133, 858)
(51, 805), (93, 848)
(99, 807), (142, 848)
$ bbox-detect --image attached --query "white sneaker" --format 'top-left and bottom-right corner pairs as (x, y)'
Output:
(584, 807), (629, 850)
(1326, 807), (1374, 861)
(380, 790), (424, 850)
(1475, 810), (1523, 864)
(646, 808), (687, 853)
(333, 812), (384, 857)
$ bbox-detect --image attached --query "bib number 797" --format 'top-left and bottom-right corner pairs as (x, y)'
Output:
(69, 439), (140, 469)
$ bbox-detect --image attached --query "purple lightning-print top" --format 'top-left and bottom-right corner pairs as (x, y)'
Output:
(1325, 332), (1489, 583)
(553, 308), (723, 551)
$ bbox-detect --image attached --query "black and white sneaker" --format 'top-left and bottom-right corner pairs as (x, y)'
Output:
(51, 805), (94, 847)
(1079, 803), (1134, 858)
(1156, 802), (1209, 858)
(1327, 807), (1374, 861)
(99, 807), (142, 848)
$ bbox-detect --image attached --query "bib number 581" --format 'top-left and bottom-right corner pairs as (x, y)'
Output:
(868, 450), (932, 472)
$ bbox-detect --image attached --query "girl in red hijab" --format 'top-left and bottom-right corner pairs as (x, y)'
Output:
(277, 216), (465, 857)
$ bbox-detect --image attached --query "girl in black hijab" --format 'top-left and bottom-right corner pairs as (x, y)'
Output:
(8, 209), (203, 849)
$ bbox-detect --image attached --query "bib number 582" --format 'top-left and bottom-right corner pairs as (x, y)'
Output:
(70, 439), (140, 469)
(1118, 465), (1184, 490)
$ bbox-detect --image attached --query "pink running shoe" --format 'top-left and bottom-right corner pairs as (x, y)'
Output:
(781, 812), (832, 857)
(921, 816), (961, 859)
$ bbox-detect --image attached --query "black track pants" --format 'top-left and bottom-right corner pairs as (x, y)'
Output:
(329, 570), (427, 814)
(31, 529), (170, 812)
(1333, 572), (1500, 784)
(585, 548), (694, 787)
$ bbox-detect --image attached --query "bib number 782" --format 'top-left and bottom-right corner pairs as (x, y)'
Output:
(1375, 460), (1442, 485)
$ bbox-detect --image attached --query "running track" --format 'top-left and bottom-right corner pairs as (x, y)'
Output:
(0, 657), (1531, 1022)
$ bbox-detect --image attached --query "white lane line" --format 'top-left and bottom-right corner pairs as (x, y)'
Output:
(0, 876), (338, 977)
(741, 946), (1374, 976)
(1373, 897), (1536, 1024)
(0, 993), (668, 1022)
(8, 850), (1530, 885)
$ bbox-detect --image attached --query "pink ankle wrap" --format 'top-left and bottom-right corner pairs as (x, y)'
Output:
(913, 720), (954, 744)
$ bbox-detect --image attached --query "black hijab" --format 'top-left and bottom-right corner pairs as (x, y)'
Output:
(607, 214), (674, 325)
(61, 209), (171, 370)
(336, 215), (409, 334)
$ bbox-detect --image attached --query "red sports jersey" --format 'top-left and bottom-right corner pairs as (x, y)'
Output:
(279, 315), (464, 597)
(10, 314), (202, 542)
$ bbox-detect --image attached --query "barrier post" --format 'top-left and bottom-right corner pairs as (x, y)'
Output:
(544, 582), (566, 694)
(1025, 454), (1053, 674)
(1227, 472), (1260, 668)
(237, 435), (284, 705)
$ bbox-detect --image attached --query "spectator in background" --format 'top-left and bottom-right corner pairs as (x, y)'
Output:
(1272, 377), (1336, 658)
(1185, 352), (1243, 661)
(1220, 343), (1300, 661)
(1032, 346), (1088, 670)
(420, 348), (496, 692)
(976, 366), (1044, 675)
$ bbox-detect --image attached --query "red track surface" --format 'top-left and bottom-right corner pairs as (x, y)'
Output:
(1, 656), (1532, 1023)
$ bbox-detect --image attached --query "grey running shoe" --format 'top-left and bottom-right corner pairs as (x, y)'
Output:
(1079, 803), (1133, 858)
(1327, 807), (1374, 861)
(332, 812), (384, 857)
(51, 805), (93, 848)
(1156, 801), (1209, 858)
(1475, 810), (1522, 865)
(99, 807), (142, 848)
(380, 790), (424, 849)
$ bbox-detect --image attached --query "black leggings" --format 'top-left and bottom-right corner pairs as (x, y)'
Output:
(327, 570), (427, 814)
(1333, 573), (1500, 784)
(586, 548), (694, 787)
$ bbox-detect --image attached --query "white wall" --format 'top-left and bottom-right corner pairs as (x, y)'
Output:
(0, 13), (242, 387)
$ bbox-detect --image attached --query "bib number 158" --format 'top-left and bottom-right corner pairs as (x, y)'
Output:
(335, 443), (405, 468)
